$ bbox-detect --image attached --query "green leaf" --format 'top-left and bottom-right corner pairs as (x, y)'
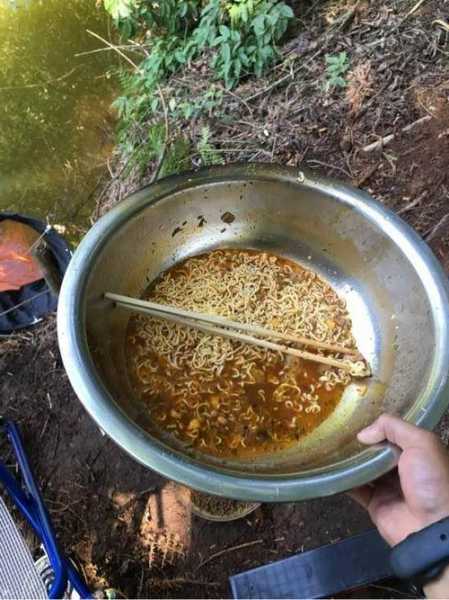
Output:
(230, 29), (241, 43)
(103, 0), (133, 20)
(267, 13), (278, 27)
(239, 48), (250, 66)
(183, 104), (194, 119)
(219, 24), (231, 39)
(119, 18), (133, 39)
(228, 5), (241, 26)
(252, 14), (266, 36)
(278, 4), (294, 18)
(174, 48), (187, 64)
(150, 97), (160, 112)
(221, 42), (231, 66)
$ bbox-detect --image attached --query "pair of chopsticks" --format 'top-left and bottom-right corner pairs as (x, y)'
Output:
(105, 292), (369, 377)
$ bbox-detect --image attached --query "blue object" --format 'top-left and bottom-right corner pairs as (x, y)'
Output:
(230, 529), (393, 599)
(0, 419), (91, 599)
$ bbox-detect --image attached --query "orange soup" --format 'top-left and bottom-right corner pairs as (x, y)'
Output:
(125, 249), (359, 458)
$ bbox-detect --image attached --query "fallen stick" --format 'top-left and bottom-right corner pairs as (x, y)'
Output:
(362, 115), (432, 153)
(196, 539), (264, 570)
(425, 213), (449, 243)
(397, 191), (428, 216)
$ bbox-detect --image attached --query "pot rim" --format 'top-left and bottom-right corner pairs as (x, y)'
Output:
(57, 163), (449, 501)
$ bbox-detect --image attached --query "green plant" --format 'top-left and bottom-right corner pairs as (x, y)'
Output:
(159, 135), (192, 178)
(197, 125), (225, 165)
(104, 0), (294, 168)
(103, 0), (133, 21)
(104, 0), (294, 118)
(167, 86), (224, 120)
(185, 0), (294, 88)
(120, 120), (191, 178)
(324, 51), (350, 91)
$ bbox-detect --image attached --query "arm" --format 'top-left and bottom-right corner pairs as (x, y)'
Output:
(350, 414), (449, 598)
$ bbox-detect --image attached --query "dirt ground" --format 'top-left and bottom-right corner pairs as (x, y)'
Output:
(1, 0), (449, 597)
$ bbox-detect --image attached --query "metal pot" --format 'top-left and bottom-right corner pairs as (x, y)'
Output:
(57, 164), (449, 501)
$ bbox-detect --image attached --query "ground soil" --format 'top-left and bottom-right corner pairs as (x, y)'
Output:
(2, 0), (449, 597)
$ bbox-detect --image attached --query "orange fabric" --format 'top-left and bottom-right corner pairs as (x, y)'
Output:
(0, 220), (43, 292)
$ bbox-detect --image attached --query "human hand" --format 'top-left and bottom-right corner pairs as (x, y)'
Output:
(349, 414), (449, 547)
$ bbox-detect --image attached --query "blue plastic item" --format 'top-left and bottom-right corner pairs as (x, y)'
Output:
(0, 418), (91, 599)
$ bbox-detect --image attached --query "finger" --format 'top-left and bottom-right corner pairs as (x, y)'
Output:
(347, 484), (374, 510)
(357, 413), (434, 450)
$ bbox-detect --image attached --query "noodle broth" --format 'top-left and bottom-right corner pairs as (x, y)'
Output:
(125, 249), (357, 459)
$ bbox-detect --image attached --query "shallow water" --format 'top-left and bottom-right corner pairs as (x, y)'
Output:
(0, 0), (118, 242)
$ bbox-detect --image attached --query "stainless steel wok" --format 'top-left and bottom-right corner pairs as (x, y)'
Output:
(57, 164), (449, 501)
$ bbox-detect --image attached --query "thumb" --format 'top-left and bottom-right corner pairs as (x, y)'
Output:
(358, 414), (432, 450)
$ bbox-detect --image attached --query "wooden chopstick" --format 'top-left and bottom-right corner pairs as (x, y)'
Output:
(105, 293), (369, 377)
(104, 292), (359, 357)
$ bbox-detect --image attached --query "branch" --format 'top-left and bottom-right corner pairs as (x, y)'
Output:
(86, 29), (142, 73)
(362, 115), (431, 153)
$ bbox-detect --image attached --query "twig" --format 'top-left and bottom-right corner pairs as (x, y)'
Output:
(221, 86), (253, 115)
(425, 213), (449, 242)
(39, 415), (51, 440)
(307, 159), (351, 178)
(74, 44), (145, 58)
(355, 162), (382, 187)
(300, 0), (323, 19)
(25, 225), (51, 255)
(353, 73), (394, 122)
(397, 191), (428, 215)
(0, 67), (77, 91)
(151, 577), (219, 589)
(404, 0), (427, 19)
(86, 29), (141, 73)
(362, 115), (431, 152)
(196, 540), (264, 570)
(387, 0), (429, 33)
(89, 438), (110, 468)
(150, 86), (170, 183)
(433, 19), (449, 33)
(0, 290), (48, 318)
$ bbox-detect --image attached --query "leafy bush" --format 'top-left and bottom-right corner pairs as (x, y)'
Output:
(107, 1), (293, 86)
(106, 0), (294, 125)
(104, 0), (294, 175)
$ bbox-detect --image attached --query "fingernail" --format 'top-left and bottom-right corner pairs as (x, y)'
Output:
(357, 425), (374, 441)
